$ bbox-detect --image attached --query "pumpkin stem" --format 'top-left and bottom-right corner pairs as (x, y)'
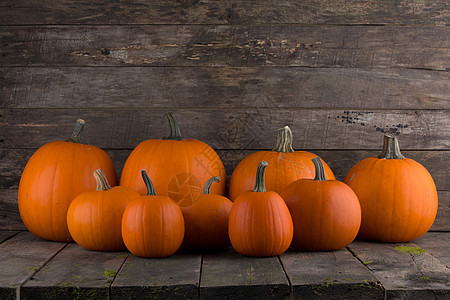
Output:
(141, 169), (156, 196)
(312, 157), (327, 181)
(93, 169), (112, 191)
(67, 119), (86, 143)
(202, 176), (220, 195)
(163, 112), (184, 141)
(272, 126), (294, 153)
(253, 161), (269, 193)
(378, 135), (405, 159)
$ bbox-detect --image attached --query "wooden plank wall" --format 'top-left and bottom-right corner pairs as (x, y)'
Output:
(1, 1), (449, 231)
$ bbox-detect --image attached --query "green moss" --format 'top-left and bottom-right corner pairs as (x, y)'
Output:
(117, 254), (127, 258)
(103, 269), (116, 277)
(394, 246), (427, 254)
(363, 261), (373, 265)
(25, 266), (40, 272)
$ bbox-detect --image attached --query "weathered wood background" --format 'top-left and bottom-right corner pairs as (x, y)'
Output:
(1, 1), (449, 231)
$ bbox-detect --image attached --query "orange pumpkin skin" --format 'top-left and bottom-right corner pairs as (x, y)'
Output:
(229, 127), (334, 201)
(67, 170), (139, 251)
(228, 162), (293, 257)
(344, 136), (438, 242)
(18, 120), (117, 242)
(122, 171), (185, 258)
(281, 158), (361, 251)
(120, 113), (226, 207)
(181, 177), (232, 252)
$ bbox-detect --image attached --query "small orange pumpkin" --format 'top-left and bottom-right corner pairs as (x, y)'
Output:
(120, 112), (226, 207)
(344, 135), (438, 242)
(181, 176), (232, 252)
(229, 126), (334, 201)
(67, 169), (139, 251)
(122, 170), (185, 258)
(18, 119), (117, 242)
(228, 161), (293, 257)
(281, 157), (361, 251)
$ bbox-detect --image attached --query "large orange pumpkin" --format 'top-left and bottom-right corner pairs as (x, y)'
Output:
(228, 126), (334, 201)
(122, 170), (185, 258)
(120, 112), (226, 207)
(344, 135), (438, 242)
(181, 176), (232, 252)
(281, 157), (361, 251)
(67, 169), (139, 251)
(18, 119), (117, 242)
(228, 161), (293, 257)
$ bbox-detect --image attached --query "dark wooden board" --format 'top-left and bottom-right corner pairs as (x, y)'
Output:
(1, 109), (449, 150)
(110, 253), (201, 300)
(0, 230), (18, 244)
(0, 231), (66, 300)
(280, 248), (384, 299)
(1, 1), (448, 25)
(349, 239), (450, 299)
(21, 243), (128, 300)
(2, 67), (449, 110)
(2, 148), (448, 190)
(413, 232), (450, 267)
(1, 25), (448, 70)
(200, 248), (290, 299)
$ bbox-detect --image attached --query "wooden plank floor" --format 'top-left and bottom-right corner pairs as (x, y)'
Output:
(1, 231), (448, 300)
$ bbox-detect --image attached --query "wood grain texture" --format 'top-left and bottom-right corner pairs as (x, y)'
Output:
(0, 230), (18, 244)
(413, 232), (450, 267)
(280, 248), (383, 299)
(21, 243), (129, 300)
(0, 231), (66, 300)
(1, 1), (448, 25)
(200, 248), (290, 299)
(2, 149), (448, 190)
(1, 25), (448, 69)
(1, 109), (449, 150)
(111, 253), (201, 300)
(1, 67), (449, 110)
(348, 238), (450, 299)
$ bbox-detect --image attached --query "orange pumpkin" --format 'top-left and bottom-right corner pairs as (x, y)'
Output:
(67, 169), (139, 251)
(344, 135), (438, 242)
(228, 161), (293, 257)
(281, 157), (361, 251)
(122, 170), (185, 258)
(181, 176), (232, 252)
(120, 112), (226, 207)
(18, 119), (117, 242)
(229, 126), (334, 201)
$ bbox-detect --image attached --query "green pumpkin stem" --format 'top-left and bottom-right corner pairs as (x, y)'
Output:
(312, 157), (327, 181)
(163, 112), (184, 141)
(272, 126), (294, 153)
(93, 169), (112, 191)
(253, 161), (269, 192)
(378, 135), (405, 159)
(141, 169), (156, 196)
(67, 119), (86, 143)
(202, 176), (220, 195)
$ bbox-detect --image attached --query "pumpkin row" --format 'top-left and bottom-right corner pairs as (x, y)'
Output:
(18, 113), (438, 257)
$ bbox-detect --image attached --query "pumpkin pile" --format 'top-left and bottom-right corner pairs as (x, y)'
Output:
(18, 115), (438, 258)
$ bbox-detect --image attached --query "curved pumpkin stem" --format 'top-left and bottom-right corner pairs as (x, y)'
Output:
(67, 119), (85, 143)
(141, 169), (156, 196)
(378, 135), (405, 159)
(163, 112), (184, 141)
(272, 126), (294, 153)
(202, 176), (220, 195)
(94, 169), (112, 191)
(312, 157), (327, 181)
(253, 161), (269, 193)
